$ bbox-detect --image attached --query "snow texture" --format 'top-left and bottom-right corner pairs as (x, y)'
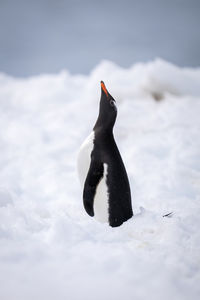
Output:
(0, 59), (200, 300)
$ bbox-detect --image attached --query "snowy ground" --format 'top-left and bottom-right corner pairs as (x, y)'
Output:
(0, 59), (200, 300)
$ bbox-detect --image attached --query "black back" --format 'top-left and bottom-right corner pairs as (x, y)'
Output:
(83, 81), (133, 227)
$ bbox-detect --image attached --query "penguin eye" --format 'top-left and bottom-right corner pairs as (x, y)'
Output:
(110, 100), (115, 107)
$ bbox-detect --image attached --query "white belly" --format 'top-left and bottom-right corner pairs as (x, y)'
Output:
(77, 131), (95, 187)
(93, 163), (109, 223)
(77, 132), (109, 223)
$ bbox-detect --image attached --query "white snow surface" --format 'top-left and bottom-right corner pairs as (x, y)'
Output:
(0, 59), (200, 300)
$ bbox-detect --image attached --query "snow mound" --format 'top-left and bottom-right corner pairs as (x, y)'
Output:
(0, 59), (200, 300)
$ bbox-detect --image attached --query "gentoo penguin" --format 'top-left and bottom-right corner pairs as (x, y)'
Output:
(77, 81), (133, 227)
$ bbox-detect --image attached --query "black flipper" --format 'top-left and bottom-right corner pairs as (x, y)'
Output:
(83, 159), (104, 217)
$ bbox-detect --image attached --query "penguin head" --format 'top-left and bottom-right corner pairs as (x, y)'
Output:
(94, 81), (117, 131)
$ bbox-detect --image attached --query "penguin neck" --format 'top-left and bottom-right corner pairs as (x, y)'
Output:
(93, 117), (115, 135)
(93, 108), (116, 133)
(93, 124), (114, 138)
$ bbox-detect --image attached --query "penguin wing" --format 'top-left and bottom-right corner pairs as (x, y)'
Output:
(83, 159), (104, 217)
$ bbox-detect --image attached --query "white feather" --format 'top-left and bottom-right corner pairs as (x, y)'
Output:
(77, 131), (94, 187)
(93, 163), (109, 223)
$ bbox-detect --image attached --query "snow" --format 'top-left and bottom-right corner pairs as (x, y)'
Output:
(0, 58), (200, 300)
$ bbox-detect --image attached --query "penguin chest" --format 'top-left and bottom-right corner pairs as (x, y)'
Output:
(93, 163), (109, 223)
(77, 131), (95, 187)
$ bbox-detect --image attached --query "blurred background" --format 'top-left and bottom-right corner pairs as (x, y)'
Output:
(0, 0), (200, 77)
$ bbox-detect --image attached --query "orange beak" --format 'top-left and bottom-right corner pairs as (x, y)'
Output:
(101, 81), (108, 97)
